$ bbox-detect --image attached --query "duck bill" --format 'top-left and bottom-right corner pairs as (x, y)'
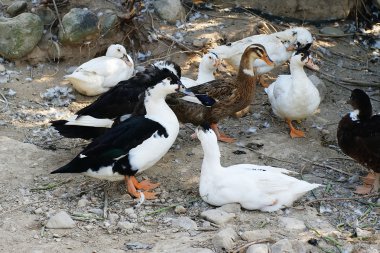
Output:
(261, 54), (274, 66)
(216, 60), (228, 72)
(305, 58), (319, 71)
(122, 54), (133, 67)
(286, 44), (297, 51)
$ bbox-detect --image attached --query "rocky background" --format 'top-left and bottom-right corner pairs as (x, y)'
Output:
(0, 0), (380, 253)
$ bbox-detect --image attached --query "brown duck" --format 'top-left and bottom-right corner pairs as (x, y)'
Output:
(166, 44), (273, 142)
(337, 89), (380, 194)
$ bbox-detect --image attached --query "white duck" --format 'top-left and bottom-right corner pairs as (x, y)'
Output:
(265, 50), (320, 138)
(181, 52), (223, 88)
(196, 127), (320, 212)
(65, 44), (134, 96)
(210, 27), (313, 75)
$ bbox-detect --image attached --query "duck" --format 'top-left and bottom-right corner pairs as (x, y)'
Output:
(196, 126), (320, 212)
(210, 27), (313, 84)
(51, 78), (185, 200)
(337, 89), (380, 194)
(181, 52), (223, 88)
(65, 44), (134, 96)
(165, 44), (274, 143)
(265, 50), (320, 138)
(51, 61), (182, 140)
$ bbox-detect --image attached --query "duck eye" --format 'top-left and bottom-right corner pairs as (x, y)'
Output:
(208, 56), (212, 59)
(117, 48), (121, 52)
(300, 53), (304, 57)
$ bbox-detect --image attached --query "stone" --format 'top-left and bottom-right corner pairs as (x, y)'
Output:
(241, 229), (271, 242)
(320, 27), (345, 36)
(174, 205), (187, 214)
(218, 203), (241, 213)
(232, 0), (354, 21)
(193, 38), (210, 48)
(0, 13), (43, 59)
(247, 244), (269, 253)
(153, 0), (186, 24)
(177, 248), (213, 253)
(108, 213), (119, 224)
(278, 217), (306, 232)
(77, 198), (89, 207)
(201, 209), (235, 226)
(271, 239), (294, 253)
(0, 64), (5, 72)
(33, 6), (56, 26)
(212, 227), (238, 251)
(58, 8), (99, 45)
(290, 240), (308, 253)
(6, 1), (28, 17)
(98, 10), (119, 37)
(117, 221), (136, 230)
(355, 227), (373, 238)
(46, 211), (76, 229)
(171, 217), (197, 230)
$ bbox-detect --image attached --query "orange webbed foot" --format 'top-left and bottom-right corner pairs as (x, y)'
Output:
(210, 123), (236, 143)
(286, 119), (305, 138)
(136, 180), (160, 191)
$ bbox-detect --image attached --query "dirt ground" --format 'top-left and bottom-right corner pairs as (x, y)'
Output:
(0, 2), (379, 253)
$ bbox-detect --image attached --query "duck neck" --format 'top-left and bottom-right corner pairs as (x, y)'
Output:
(358, 102), (372, 120)
(201, 140), (222, 171)
(197, 65), (215, 83)
(145, 95), (177, 123)
(236, 54), (257, 92)
(289, 60), (308, 87)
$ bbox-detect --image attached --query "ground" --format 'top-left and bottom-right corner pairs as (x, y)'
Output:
(0, 3), (379, 253)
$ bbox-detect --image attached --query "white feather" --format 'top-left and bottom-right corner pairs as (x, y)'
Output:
(196, 128), (320, 212)
(65, 115), (114, 128)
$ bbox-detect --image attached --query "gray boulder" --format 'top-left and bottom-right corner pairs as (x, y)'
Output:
(98, 10), (119, 37)
(233, 0), (355, 21)
(0, 13), (43, 59)
(153, 0), (186, 24)
(33, 6), (56, 26)
(58, 8), (99, 45)
(6, 1), (28, 17)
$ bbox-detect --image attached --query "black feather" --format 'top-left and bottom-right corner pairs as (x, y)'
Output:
(51, 116), (168, 175)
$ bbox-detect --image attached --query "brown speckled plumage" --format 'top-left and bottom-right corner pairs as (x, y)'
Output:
(166, 44), (269, 126)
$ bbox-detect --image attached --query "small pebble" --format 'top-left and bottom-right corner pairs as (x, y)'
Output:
(174, 205), (187, 214)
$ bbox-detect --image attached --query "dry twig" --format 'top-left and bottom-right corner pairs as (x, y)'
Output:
(231, 239), (275, 253)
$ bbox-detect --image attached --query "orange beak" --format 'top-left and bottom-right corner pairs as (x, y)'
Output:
(261, 54), (274, 66)
(286, 44), (296, 51)
(305, 58), (319, 71)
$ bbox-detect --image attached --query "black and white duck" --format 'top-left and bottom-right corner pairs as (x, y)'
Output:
(337, 89), (380, 194)
(51, 78), (185, 200)
(51, 61), (181, 140)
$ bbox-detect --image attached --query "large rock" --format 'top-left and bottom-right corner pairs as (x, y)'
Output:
(58, 8), (99, 45)
(0, 13), (43, 59)
(98, 10), (119, 37)
(6, 1), (28, 17)
(46, 211), (76, 229)
(153, 0), (186, 24)
(222, 0), (354, 21)
(33, 6), (56, 26)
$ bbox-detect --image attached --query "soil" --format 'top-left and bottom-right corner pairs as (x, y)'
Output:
(0, 2), (379, 253)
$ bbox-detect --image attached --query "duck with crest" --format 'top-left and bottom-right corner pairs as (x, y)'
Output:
(265, 49), (320, 138)
(164, 44), (274, 143)
(51, 61), (181, 140)
(65, 44), (134, 96)
(337, 89), (380, 194)
(51, 78), (186, 200)
(196, 126), (320, 212)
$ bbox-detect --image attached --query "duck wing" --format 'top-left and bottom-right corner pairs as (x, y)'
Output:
(188, 79), (237, 103)
(52, 116), (167, 174)
(354, 115), (380, 159)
